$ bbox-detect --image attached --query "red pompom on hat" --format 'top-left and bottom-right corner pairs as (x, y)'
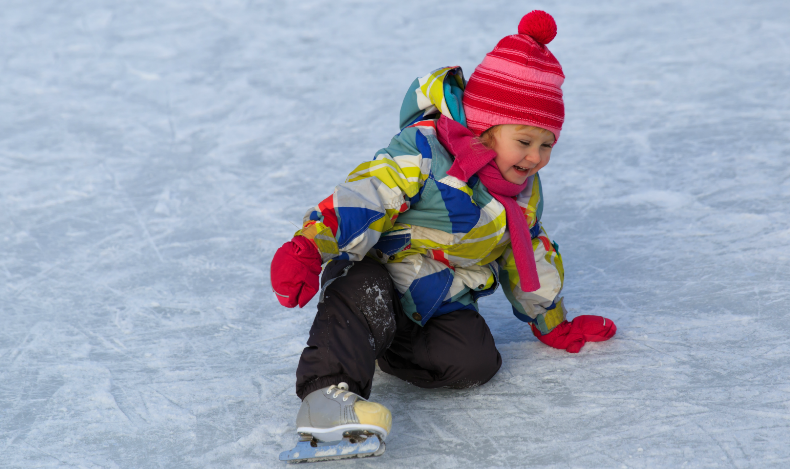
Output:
(462, 10), (565, 140)
(518, 10), (557, 45)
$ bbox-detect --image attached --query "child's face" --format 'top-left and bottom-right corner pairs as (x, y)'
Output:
(490, 125), (555, 184)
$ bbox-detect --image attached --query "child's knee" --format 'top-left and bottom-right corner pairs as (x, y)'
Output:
(427, 310), (502, 388)
(319, 258), (399, 352)
(444, 344), (501, 389)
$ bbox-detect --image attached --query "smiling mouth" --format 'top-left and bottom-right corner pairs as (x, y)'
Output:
(514, 165), (532, 172)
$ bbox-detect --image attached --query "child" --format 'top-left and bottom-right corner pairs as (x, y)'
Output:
(272, 11), (616, 462)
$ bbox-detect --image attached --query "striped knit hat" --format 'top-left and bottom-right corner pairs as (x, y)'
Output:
(462, 10), (565, 140)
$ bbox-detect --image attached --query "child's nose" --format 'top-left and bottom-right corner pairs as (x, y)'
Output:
(524, 149), (541, 166)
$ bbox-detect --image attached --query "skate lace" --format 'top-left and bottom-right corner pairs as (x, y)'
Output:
(326, 383), (355, 401)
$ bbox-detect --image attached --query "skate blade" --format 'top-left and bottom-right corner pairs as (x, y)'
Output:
(279, 435), (385, 464)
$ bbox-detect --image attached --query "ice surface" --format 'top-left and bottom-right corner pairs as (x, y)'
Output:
(2, 0), (789, 467)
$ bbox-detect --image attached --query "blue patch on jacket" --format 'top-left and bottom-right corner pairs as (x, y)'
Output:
(373, 232), (411, 256)
(415, 131), (432, 160)
(336, 206), (384, 249)
(436, 180), (480, 233)
(409, 268), (454, 324)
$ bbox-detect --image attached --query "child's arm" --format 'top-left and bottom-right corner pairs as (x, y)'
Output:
(497, 191), (616, 352)
(272, 129), (431, 308)
(498, 223), (567, 333)
(295, 130), (429, 264)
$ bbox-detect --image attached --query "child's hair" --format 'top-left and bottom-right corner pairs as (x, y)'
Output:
(477, 124), (555, 150)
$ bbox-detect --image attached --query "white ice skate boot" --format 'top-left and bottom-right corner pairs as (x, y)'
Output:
(279, 382), (392, 463)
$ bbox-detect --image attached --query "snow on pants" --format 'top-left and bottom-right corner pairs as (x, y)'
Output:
(295, 257), (502, 400)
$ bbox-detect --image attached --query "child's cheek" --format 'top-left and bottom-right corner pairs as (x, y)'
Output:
(493, 155), (509, 179)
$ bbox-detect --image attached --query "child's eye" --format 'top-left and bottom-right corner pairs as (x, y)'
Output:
(542, 143), (553, 148)
(518, 140), (531, 146)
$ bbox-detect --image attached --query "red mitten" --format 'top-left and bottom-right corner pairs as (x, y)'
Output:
(531, 321), (586, 353)
(270, 236), (322, 308)
(571, 315), (617, 342)
(531, 316), (616, 353)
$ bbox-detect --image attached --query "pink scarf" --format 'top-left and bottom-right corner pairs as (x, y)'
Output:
(436, 115), (540, 292)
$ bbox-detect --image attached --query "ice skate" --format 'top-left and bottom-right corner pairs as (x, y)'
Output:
(279, 382), (392, 463)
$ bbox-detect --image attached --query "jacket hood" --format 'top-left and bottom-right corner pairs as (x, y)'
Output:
(398, 66), (467, 130)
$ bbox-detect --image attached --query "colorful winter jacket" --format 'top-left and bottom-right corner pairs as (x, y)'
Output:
(297, 66), (567, 334)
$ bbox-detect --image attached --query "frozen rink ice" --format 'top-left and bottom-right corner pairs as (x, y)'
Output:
(2, 0), (790, 467)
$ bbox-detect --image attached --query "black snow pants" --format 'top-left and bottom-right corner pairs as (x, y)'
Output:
(295, 257), (502, 400)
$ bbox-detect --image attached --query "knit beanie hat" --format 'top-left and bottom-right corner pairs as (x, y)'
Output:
(462, 10), (565, 140)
